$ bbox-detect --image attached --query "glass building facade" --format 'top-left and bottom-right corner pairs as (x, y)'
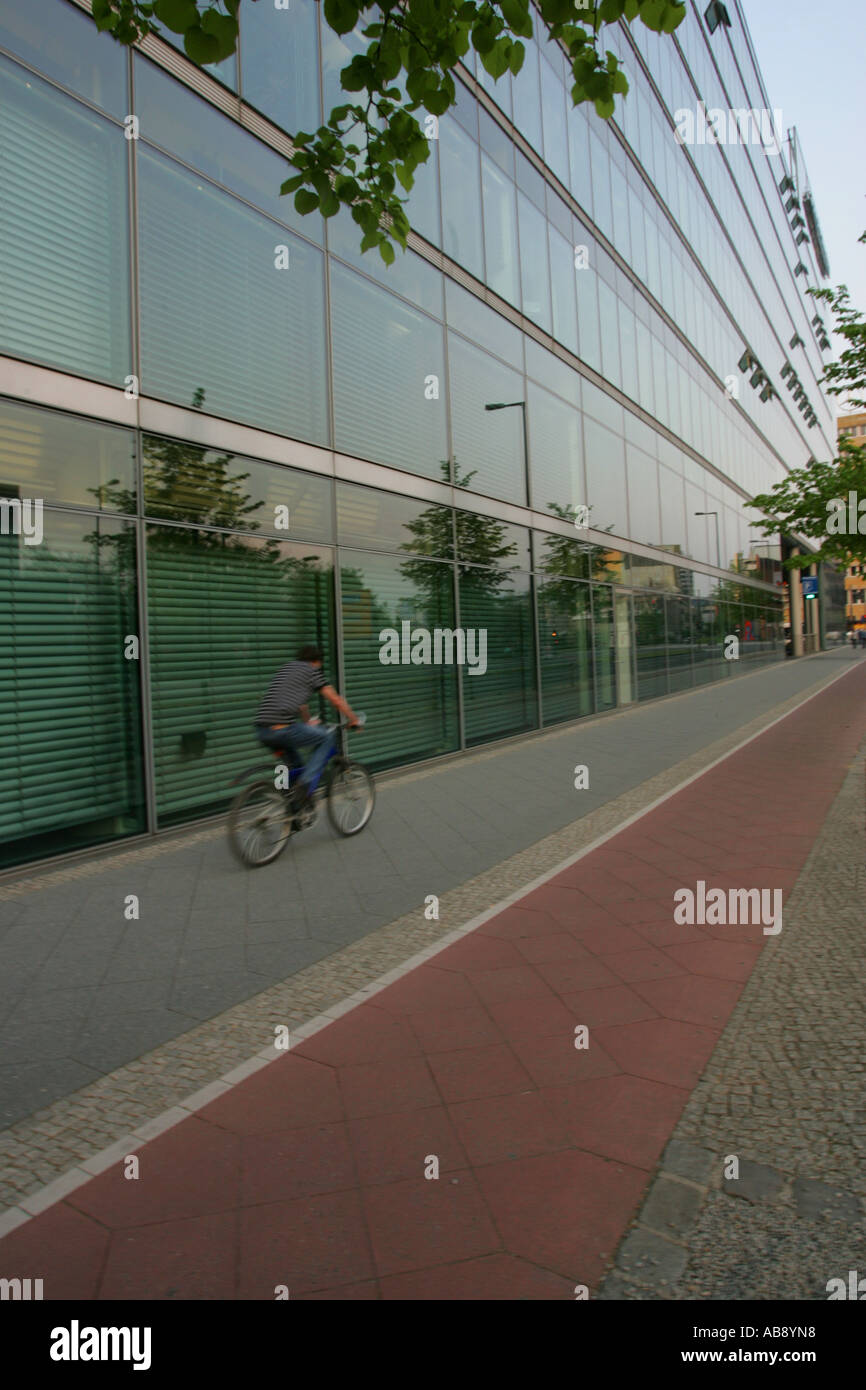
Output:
(0, 0), (834, 867)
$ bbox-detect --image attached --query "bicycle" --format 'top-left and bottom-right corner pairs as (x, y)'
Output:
(226, 714), (375, 868)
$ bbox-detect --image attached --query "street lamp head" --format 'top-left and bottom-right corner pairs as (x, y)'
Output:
(484, 403), (506, 411)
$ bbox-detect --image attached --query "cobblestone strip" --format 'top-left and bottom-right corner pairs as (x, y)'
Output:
(598, 735), (866, 1302)
(0, 663), (852, 1213)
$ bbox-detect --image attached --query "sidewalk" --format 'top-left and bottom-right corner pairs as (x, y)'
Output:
(0, 656), (862, 1298)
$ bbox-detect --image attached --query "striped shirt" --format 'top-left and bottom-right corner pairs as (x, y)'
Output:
(255, 661), (328, 726)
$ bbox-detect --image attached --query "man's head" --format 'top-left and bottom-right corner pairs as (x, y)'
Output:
(297, 644), (323, 667)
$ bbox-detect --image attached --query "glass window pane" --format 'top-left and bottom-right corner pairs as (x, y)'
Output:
(340, 549), (459, 767)
(239, 0), (319, 134)
(549, 226), (578, 357)
(481, 153), (520, 306)
(527, 381), (584, 518)
(445, 281), (523, 370)
(479, 107), (514, 176)
(456, 514), (529, 570)
(583, 416), (627, 538)
(459, 567), (537, 744)
(540, 56), (569, 184)
(134, 56), (319, 239)
(0, 400), (135, 512)
(518, 193), (551, 333)
(328, 205), (443, 317)
(596, 281), (622, 389)
(511, 34), (542, 154)
(337, 482), (453, 558)
(589, 131), (613, 239)
(634, 592), (668, 700)
(138, 147), (328, 443)
(0, 511), (145, 867)
(591, 584), (616, 711)
(440, 116), (484, 279)
(538, 576), (593, 723)
(143, 435), (333, 541)
(0, 0), (127, 115)
(322, 11), (368, 113)
(331, 261), (447, 479)
(576, 266), (601, 374)
(659, 466), (687, 554)
(626, 446), (660, 546)
(404, 129), (441, 248)
(0, 58), (129, 385)
(568, 111), (593, 216)
(448, 334), (526, 504)
(147, 531), (335, 823)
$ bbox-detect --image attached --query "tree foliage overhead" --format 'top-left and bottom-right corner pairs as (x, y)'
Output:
(90, 0), (685, 261)
(750, 232), (866, 568)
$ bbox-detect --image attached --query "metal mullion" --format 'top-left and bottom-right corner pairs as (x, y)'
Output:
(128, 46), (157, 837)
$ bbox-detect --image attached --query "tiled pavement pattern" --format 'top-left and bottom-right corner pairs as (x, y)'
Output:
(600, 732), (866, 1301)
(0, 653), (854, 1209)
(0, 657), (862, 1298)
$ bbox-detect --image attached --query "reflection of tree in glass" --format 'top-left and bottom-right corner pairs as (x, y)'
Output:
(87, 389), (266, 549)
(542, 502), (620, 584)
(399, 460), (518, 599)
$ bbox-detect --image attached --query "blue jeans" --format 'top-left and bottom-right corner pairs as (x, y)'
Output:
(256, 722), (335, 793)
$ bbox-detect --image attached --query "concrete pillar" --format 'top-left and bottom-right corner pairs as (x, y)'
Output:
(790, 549), (804, 657)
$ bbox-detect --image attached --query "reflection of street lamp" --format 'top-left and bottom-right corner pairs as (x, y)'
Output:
(485, 401), (528, 500)
(694, 510), (720, 569)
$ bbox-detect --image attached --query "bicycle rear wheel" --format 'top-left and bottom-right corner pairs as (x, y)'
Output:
(326, 759), (375, 836)
(227, 780), (293, 866)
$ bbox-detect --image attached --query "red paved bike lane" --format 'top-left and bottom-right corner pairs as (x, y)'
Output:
(1, 665), (863, 1300)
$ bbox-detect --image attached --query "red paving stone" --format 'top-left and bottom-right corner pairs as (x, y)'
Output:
(1, 663), (863, 1300)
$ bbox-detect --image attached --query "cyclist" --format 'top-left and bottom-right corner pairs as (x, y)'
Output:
(254, 645), (361, 811)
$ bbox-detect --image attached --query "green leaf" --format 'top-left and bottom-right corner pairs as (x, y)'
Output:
(184, 25), (221, 66)
(154, 0), (199, 36)
(200, 11), (238, 61)
(293, 188), (320, 215)
(499, 0), (534, 38)
(481, 39), (511, 81)
(508, 40), (525, 76)
(323, 0), (361, 38)
(379, 240), (396, 265)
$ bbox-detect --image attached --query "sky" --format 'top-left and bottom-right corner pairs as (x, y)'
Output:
(741, 0), (866, 414)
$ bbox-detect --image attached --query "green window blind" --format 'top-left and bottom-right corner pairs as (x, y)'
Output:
(458, 567), (537, 745)
(146, 530), (335, 823)
(537, 577), (594, 725)
(339, 549), (459, 770)
(0, 513), (144, 867)
(0, 56), (130, 384)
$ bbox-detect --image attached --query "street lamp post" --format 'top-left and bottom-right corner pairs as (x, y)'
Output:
(485, 401), (529, 501)
(695, 510), (721, 570)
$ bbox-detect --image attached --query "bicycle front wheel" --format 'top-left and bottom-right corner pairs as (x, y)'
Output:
(326, 759), (375, 836)
(227, 780), (293, 867)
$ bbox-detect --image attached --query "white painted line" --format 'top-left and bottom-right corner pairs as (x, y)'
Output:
(131, 1106), (193, 1143)
(79, 1137), (141, 1176)
(221, 1055), (274, 1085)
(19, 1168), (93, 1215)
(1, 659), (857, 1236)
(176, 1080), (233, 1111)
(0, 1207), (30, 1239)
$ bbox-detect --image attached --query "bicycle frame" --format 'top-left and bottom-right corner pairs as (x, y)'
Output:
(230, 717), (361, 788)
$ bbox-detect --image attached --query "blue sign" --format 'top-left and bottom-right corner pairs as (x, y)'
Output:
(801, 577), (819, 597)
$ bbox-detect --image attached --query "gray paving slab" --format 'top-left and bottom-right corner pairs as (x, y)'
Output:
(0, 650), (853, 1143)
